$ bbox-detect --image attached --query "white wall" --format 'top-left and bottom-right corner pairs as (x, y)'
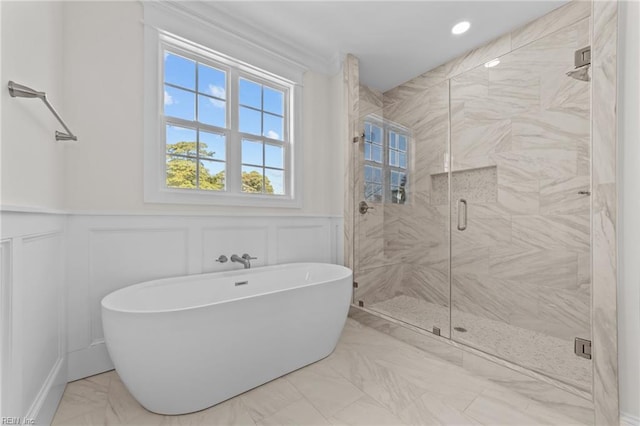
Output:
(62, 1), (343, 216)
(0, 2), (68, 424)
(618, 0), (640, 423)
(1, 1), (66, 211)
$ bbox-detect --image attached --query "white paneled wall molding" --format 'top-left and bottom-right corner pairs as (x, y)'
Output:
(65, 213), (343, 381)
(0, 212), (67, 425)
(0, 209), (341, 424)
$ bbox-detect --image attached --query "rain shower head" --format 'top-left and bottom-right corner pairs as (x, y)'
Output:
(566, 65), (590, 82)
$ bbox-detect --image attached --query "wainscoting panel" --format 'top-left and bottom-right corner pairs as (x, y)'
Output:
(0, 212), (67, 425)
(21, 232), (64, 412)
(202, 226), (269, 272)
(0, 239), (13, 418)
(89, 228), (189, 342)
(65, 214), (343, 381)
(277, 224), (332, 263)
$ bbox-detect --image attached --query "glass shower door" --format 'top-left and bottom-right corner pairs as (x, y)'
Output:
(354, 82), (451, 337)
(449, 18), (592, 390)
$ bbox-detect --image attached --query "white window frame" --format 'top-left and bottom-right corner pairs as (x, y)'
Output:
(143, 4), (304, 208)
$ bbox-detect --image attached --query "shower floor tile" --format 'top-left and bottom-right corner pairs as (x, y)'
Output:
(369, 295), (591, 391)
(369, 294), (450, 335)
(52, 318), (590, 426)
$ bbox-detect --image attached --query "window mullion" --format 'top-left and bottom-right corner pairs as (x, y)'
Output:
(285, 87), (291, 196)
(228, 67), (241, 194)
(285, 137), (292, 197)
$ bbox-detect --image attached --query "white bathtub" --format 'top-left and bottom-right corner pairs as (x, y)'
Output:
(101, 262), (352, 415)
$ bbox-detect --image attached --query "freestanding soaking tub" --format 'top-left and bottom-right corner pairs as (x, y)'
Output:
(101, 262), (352, 415)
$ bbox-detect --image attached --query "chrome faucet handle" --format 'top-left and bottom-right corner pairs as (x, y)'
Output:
(241, 253), (257, 260)
(215, 255), (228, 263)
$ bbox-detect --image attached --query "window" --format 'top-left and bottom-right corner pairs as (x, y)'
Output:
(388, 130), (408, 204)
(364, 122), (383, 202)
(164, 52), (228, 192)
(144, 25), (302, 207)
(238, 78), (286, 195)
(363, 117), (410, 204)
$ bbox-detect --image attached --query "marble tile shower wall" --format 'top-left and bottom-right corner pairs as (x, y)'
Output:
(356, 80), (452, 335)
(355, 0), (593, 390)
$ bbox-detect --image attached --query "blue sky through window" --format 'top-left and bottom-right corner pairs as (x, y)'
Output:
(164, 50), (286, 196)
(239, 77), (284, 141)
(164, 85), (195, 121)
(165, 53), (195, 89)
(164, 52), (226, 127)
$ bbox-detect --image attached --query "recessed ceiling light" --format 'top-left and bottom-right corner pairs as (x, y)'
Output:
(451, 21), (471, 35)
(484, 59), (500, 68)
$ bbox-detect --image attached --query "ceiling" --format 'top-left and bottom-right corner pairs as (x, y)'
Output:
(194, 1), (568, 92)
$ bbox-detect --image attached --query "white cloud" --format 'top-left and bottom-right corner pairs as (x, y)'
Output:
(266, 130), (280, 139)
(207, 85), (226, 108)
(164, 90), (174, 106)
(208, 98), (225, 108)
(209, 84), (226, 99)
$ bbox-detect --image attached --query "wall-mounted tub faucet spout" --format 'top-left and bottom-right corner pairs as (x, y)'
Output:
(231, 253), (257, 269)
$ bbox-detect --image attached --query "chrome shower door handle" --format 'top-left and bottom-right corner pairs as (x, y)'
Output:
(457, 199), (467, 231)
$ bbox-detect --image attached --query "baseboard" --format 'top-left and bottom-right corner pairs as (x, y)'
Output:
(621, 412), (640, 426)
(26, 357), (66, 425)
(68, 342), (114, 382)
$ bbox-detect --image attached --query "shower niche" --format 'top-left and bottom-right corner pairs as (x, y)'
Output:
(352, 14), (592, 392)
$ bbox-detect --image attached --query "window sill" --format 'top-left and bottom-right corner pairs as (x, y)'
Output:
(144, 187), (302, 208)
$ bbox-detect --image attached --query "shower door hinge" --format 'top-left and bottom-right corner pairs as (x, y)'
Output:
(575, 338), (592, 359)
(575, 46), (591, 67)
(353, 281), (358, 288)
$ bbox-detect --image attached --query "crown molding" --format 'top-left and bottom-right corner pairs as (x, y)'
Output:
(144, 1), (337, 78)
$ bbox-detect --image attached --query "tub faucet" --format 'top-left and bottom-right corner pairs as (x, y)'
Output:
(230, 253), (256, 269)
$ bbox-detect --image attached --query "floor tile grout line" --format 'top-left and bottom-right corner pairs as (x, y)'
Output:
(298, 392), (336, 425)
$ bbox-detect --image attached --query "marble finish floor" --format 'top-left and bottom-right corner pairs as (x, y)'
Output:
(369, 295), (590, 391)
(52, 318), (588, 425)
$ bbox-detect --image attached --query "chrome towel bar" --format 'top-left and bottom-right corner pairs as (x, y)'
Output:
(7, 81), (77, 141)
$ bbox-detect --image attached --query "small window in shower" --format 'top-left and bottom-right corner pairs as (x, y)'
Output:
(388, 131), (408, 204)
(364, 121), (384, 202)
(364, 122), (383, 163)
(364, 164), (383, 202)
(363, 117), (410, 204)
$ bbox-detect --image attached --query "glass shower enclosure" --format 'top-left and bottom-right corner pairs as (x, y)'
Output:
(353, 16), (592, 391)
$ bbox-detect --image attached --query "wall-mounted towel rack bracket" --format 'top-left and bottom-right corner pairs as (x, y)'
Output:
(7, 80), (78, 141)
